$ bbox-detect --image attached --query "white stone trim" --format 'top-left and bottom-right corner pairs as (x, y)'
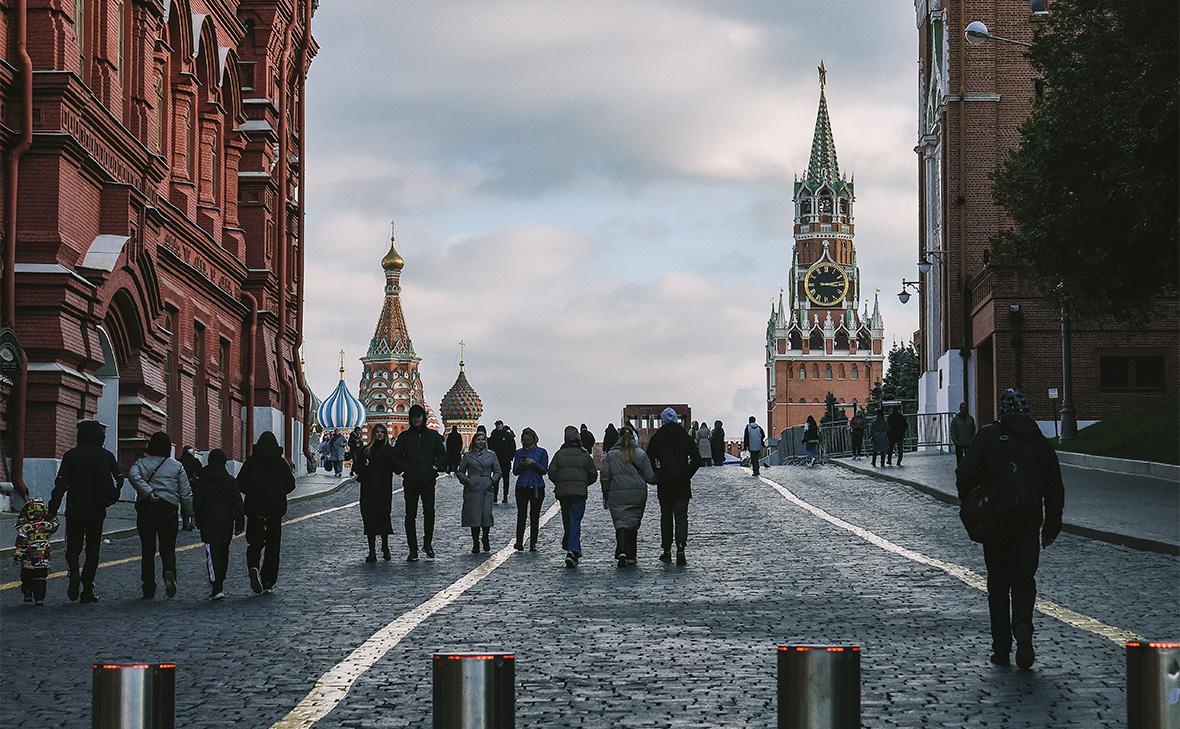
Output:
(80, 234), (130, 271)
(26, 361), (104, 387)
(13, 263), (95, 288)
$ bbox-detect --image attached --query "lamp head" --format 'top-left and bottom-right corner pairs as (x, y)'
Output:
(898, 290), (911, 305)
(965, 21), (990, 46)
(918, 260), (932, 275)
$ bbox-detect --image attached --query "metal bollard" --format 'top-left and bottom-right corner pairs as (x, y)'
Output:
(91, 662), (175, 729)
(432, 652), (514, 729)
(1127, 641), (1180, 729)
(777, 645), (860, 729)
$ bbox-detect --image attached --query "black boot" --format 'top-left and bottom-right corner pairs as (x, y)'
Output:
(366, 535), (377, 562)
(381, 536), (391, 561)
(482, 529), (491, 553)
(472, 528), (481, 555)
(67, 571), (80, 602)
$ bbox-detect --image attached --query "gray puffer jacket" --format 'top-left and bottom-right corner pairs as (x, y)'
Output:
(547, 443), (598, 499)
(600, 445), (656, 508)
(129, 455), (193, 517)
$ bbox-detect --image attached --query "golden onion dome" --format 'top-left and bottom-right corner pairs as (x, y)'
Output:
(382, 222), (405, 271)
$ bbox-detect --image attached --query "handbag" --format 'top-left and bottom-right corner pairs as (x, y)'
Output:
(959, 429), (1021, 543)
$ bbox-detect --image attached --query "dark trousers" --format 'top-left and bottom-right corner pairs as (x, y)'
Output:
(887, 435), (903, 465)
(64, 515), (104, 586)
(246, 515), (283, 587)
(136, 500), (179, 590)
(205, 541), (230, 591)
(851, 432), (864, 457)
(954, 443), (968, 464)
(749, 449), (762, 476)
(614, 528), (637, 559)
(498, 457), (513, 499)
(659, 498), (689, 551)
(21, 567), (48, 601)
(983, 529), (1040, 654)
(515, 490), (543, 546)
(404, 479), (436, 551)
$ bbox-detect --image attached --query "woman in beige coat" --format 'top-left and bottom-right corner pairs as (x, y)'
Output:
(456, 431), (501, 554)
(695, 421), (713, 466)
(600, 425), (657, 567)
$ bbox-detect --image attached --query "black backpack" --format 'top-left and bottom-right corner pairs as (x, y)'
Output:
(959, 428), (1022, 543)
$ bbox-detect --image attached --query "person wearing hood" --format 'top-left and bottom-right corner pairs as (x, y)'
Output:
(887, 405), (908, 466)
(348, 427), (365, 476)
(13, 498), (59, 606)
(392, 404), (446, 561)
(956, 388), (1064, 670)
(129, 431), (194, 600)
(742, 416), (766, 476)
(549, 426), (599, 567)
(645, 407), (702, 565)
(579, 424), (596, 453)
(950, 402), (977, 464)
(445, 426), (464, 475)
(870, 408), (890, 468)
(456, 430), (501, 554)
(802, 416), (821, 467)
(180, 446), (203, 486)
(354, 423), (396, 562)
(849, 409), (868, 460)
(192, 449), (244, 600)
(710, 420), (727, 466)
(512, 427), (550, 552)
(488, 421), (517, 503)
(695, 420), (713, 467)
(600, 424), (657, 566)
(48, 420), (120, 603)
(602, 423), (619, 456)
(238, 431), (296, 593)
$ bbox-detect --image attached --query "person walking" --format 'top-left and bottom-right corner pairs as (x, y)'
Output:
(456, 430), (501, 554)
(13, 498), (59, 606)
(238, 431), (296, 593)
(328, 430), (347, 478)
(870, 408), (889, 468)
(646, 407), (701, 565)
(512, 428), (549, 551)
(579, 424), (596, 453)
(742, 417), (766, 477)
(549, 426), (599, 567)
(695, 420), (713, 467)
(48, 420), (120, 603)
(802, 416), (821, 467)
(391, 404), (446, 561)
(956, 388), (1063, 669)
(488, 421), (517, 503)
(347, 427), (364, 476)
(849, 409), (867, 460)
(192, 449), (244, 599)
(710, 420), (727, 466)
(179, 446), (203, 486)
(602, 423), (620, 456)
(600, 424), (657, 567)
(129, 432), (194, 600)
(354, 423), (396, 562)
(950, 402), (977, 465)
(887, 405), (908, 466)
(445, 426), (463, 475)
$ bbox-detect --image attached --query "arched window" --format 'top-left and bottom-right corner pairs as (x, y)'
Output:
(824, 365), (833, 380)
(787, 365), (793, 379)
(798, 398), (806, 404)
(838, 364), (846, 380)
(851, 364), (859, 381)
(813, 364), (820, 379)
(799, 365), (806, 380)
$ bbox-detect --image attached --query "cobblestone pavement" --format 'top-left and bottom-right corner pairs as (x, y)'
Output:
(2, 465), (1175, 728)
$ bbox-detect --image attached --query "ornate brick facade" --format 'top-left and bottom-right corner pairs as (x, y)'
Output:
(914, 0), (1178, 428)
(0, 0), (317, 501)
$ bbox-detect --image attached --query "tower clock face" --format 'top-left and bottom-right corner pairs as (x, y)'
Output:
(804, 262), (849, 306)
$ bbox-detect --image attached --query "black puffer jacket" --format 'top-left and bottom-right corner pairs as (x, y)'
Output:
(392, 407), (446, 485)
(955, 414), (1064, 539)
(645, 423), (702, 502)
(194, 463), (244, 543)
(238, 441), (297, 518)
(49, 422), (118, 519)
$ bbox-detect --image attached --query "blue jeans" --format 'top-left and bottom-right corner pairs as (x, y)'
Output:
(559, 496), (587, 557)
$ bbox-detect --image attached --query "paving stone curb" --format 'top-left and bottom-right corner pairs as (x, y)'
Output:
(830, 459), (1180, 557)
(0, 475), (355, 559)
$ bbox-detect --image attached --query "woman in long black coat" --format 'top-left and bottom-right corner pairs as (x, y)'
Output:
(710, 420), (727, 466)
(354, 423), (396, 562)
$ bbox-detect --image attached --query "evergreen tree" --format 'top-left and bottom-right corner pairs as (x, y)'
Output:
(991, 0), (1178, 321)
(881, 342), (919, 407)
(820, 391), (848, 426)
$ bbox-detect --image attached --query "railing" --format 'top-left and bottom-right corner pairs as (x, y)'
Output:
(768, 412), (955, 463)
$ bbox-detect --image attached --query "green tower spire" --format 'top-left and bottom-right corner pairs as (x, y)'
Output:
(804, 60), (841, 187)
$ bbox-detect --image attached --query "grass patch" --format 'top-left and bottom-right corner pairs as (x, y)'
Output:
(1054, 405), (1180, 465)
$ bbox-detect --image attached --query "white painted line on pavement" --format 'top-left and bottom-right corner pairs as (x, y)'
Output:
(271, 500), (563, 729)
(758, 473), (1142, 645)
(0, 491), (385, 592)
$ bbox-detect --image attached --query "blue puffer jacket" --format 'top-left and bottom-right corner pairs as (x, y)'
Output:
(512, 446), (549, 494)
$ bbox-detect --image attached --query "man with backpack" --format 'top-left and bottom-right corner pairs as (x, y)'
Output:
(646, 407), (702, 565)
(742, 416), (766, 476)
(956, 388), (1064, 670)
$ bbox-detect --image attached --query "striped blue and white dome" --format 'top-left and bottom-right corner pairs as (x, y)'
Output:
(318, 372), (366, 430)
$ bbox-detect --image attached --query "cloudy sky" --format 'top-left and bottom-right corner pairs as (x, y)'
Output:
(303, 1), (920, 447)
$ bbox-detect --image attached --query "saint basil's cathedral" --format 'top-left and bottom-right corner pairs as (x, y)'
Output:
(766, 66), (886, 436)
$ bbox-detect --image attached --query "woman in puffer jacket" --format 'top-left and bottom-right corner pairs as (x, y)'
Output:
(600, 424), (657, 567)
(129, 432), (193, 600)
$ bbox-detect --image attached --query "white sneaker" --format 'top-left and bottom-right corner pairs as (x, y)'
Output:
(210, 591), (226, 600)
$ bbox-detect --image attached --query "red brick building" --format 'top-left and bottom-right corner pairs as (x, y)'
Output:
(913, 0), (1177, 430)
(0, 0), (317, 502)
(765, 68), (886, 436)
(621, 404), (690, 449)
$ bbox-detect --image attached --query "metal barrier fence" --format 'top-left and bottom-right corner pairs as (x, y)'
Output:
(769, 412), (955, 464)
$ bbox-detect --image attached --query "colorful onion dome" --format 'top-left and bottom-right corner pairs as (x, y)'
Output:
(382, 223), (405, 271)
(440, 361), (483, 422)
(318, 363), (366, 430)
(426, 403), (442, 432)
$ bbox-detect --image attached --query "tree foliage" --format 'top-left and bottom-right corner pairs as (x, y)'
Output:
(821, 391), (848, 426)
(881, 342), (919, 406)
(991, 0), (1179, 321)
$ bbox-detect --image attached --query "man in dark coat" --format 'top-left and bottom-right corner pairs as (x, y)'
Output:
(579, 424), (596, 453)
(445, 426), (463, 475)
(347, 427), (364, 476)
(48, 420), (119, 603)
(956, 388), (1064, 670)
(192, 449), (243, 599)
(238, 431), (296, 593)
(645, 407), (702, 565)
(488, 421), (516, 502)
(392, 404), (446, 560)
(886, 406), (908, 465)
(602, 423), (620, 455)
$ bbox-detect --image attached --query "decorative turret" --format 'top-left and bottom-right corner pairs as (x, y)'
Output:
(440, 345), (484, 448)
(318, 352), (366, 432)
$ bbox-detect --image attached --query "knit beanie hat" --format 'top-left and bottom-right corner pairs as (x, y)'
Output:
(999, 388), (1029, 417)
(660, 407), (679, 426)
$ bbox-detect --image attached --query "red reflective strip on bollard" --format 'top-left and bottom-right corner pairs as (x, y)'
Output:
(95, 664), (151, 669)
(1146, 642), (1180, 649)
